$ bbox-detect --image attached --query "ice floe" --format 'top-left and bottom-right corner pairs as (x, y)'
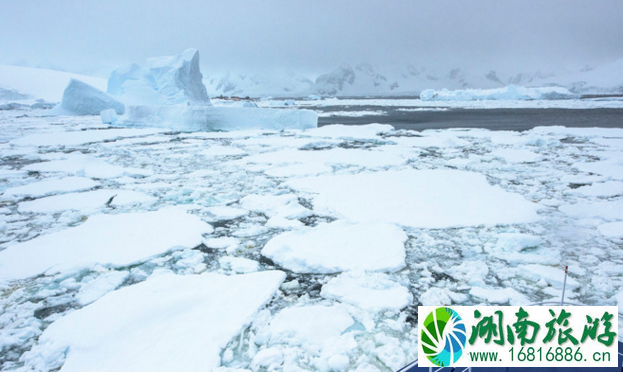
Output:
(261, 220), (407, 273)
(287, 169), (541, 228)
(0, 209), (212, 281)
(19, 271), (285, 372)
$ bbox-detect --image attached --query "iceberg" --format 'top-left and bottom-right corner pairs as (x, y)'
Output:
(103, 49), (317, 131)
(420, 84), (580, 101)
(49, 79), (125, 115)
(120, 105), (318, 131)
(107, 49), (211, 106)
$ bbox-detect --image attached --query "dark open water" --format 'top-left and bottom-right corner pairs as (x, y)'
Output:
(317, 107), (623, 131)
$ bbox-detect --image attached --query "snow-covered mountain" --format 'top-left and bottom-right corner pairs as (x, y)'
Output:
(205, 59), (623, 97)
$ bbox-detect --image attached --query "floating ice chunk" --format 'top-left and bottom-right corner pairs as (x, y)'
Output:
(494, 233), (543, 252)
(518, 264), (580, 289)
(265, 216), (303, 229)
(121, 105), (317, 131)
(2, 177), (99, 199)
(100, 108), (118, 124)
(597, 221), (623, 238)
(304, 124), (392, 140)
(206, 206), (248, 220)
(49, 79), (125, 116)
(240, 194), (310, 219)
(204, 237), (240, 249)
(261, 220), (407, 273)
(287, 170), (540, 228)
(0, 209), (213, 281)
(570, 181), (623, 197)
(420, 85), (579, 101)
(251, 348), (283, 370)
(76, 271), (129, 305)
(20, 271), (285, 372)
(267, 305), (354, 348)
(448, 261), (490, 286)
(419, 287), (454, 306)
(469, 287), (529, 305)
(490, 149), (540, 163)
(573, 159), (623, 180)
(108, 49), (211, 106)
(109, 190), (157, 206)
(559, 199), (623, 220)
(18, 189), (117, 213)
(219, 256), (259, 273)
(320, 271), (412, 312)
(390, 134), (469, 148)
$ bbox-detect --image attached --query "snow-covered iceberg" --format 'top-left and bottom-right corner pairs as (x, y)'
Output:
(49, 79), (125, 115)
(107, 48), (211, 106)
(420, 84), (580, 101)
(106, 49), (317, 131)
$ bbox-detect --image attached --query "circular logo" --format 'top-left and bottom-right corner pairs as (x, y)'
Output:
(420, 307), (467, 367)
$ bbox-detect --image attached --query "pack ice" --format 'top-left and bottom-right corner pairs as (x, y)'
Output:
(420, 84), (580, 101)
(0, 209), (213, 281)
(20, 271), (285, 372)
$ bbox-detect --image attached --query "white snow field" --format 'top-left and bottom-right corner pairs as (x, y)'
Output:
(0, 109), (622, 372)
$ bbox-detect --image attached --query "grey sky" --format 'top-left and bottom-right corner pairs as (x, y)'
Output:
(1, 0), (622, 76)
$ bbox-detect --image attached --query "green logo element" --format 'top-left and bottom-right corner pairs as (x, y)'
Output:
(421, 307), (467, 366)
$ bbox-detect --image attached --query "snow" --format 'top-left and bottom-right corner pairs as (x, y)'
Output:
(20, 271), (285, 372)
(49, 79), (125, 116)
(241, 148), (405, 169)
(240, 194), (310, 219)
(469, 287), (529, 305)
(1, 106), (622, 372)
(107, 49), (211, 107)
(17, 189), (118, 213)
(0, 209), (213, 281)
(219, 256), (259, 273)
(121, 105), (318, 131)
(75, 270), (129, 305)
(420, 85), (579, 101)
(287, 170), (540, 228)
(0, 64), (107, 102)
(569, 181), (623, 197)
(22, 153), (149, 179)
(490, 148), (540, 163)
(597, 221), (623, 238)
(267, 305), (354, 348)
(320, 271), (412, 312)
(206, 206), (248, 220)
(204, 237), (241, 249)
(2, 177), (99, 199)
(9, 128), (163, 147)
(261, 220), (407, 273)
(100, 108), (118, 124)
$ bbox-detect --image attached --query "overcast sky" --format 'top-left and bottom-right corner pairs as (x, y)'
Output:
(1, 0), (622, 77)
